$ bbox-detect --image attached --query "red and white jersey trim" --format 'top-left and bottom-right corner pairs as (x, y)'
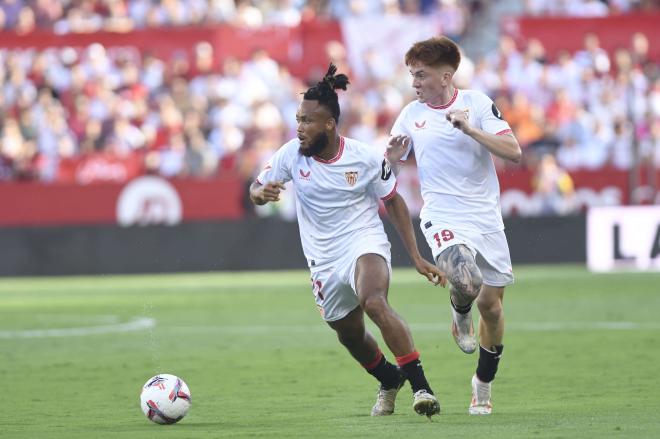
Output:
(313, 137), (345, 164)
(381, 182), (398, 201)
(427, 88), (458, 110)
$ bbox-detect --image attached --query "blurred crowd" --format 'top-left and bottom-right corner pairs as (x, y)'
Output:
(0, 0), (658, 199)
(3, 0), (655, 34)
(478, 31), (659, 172)
(0, 0), (480, 33)
(0, 0), (483, 184)
(523, 0), (659, 16)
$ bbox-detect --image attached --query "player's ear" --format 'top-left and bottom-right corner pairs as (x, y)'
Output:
(326, 117), (336, 130)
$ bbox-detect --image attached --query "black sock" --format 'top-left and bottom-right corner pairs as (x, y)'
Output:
(451, 297), (472, 314)
(365, 355), (402, 390)
(401, 360), (433, 394)
(476, 345), (504, 383)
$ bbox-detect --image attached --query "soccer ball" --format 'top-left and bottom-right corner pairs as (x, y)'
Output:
(140, 374), (191, 424)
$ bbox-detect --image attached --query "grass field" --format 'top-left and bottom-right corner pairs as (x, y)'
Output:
(2, 264), (659, 438)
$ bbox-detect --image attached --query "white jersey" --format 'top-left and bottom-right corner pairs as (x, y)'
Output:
(391, 89), (512, 232)
(256, 136), (397, 265)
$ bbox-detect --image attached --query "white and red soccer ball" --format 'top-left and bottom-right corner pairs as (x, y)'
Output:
(140, 374), (191, 424)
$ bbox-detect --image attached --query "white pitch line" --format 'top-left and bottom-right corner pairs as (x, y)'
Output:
(3, 319), (658, 339)
(165, 321), (660, 335)
(0, 317), (156, 339)
(412, 321), (660, 331)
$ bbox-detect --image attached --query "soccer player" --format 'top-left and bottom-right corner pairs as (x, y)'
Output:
(387, 37), (522, 415)
(250, 64), (446, 418)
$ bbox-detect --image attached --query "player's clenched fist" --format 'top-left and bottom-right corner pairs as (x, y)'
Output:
(446, 109), (472, 134)
(250, 181), (285, 205)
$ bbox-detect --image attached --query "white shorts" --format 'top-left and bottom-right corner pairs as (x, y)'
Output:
(309, 230), (392, 322)
(420, 221), (514, 287)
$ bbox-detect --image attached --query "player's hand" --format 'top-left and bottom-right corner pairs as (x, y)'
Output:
(446, 109), (472, 134)
(386, 135), (410, 164)
(258, 181), (286, 203)
(413, 257), (447, 287)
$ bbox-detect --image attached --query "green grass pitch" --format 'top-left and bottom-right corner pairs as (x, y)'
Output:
(1, 264), (659, 438)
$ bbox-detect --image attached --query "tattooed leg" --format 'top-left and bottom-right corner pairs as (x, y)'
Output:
(436, 244), (483, 309)
(437, 244), (481, 354)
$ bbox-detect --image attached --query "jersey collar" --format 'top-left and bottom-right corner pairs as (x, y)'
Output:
(426, 88), (458, 110)
(313, 136), (345, 164)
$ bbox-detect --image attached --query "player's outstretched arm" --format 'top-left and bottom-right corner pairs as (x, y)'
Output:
(385, 135), (410, 176)
(249, 181), (285, 205)
(383, 193), (447, 287)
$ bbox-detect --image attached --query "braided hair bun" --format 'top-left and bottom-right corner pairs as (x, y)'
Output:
(303, 63), (350, 122)
(321, 63), (349, 92)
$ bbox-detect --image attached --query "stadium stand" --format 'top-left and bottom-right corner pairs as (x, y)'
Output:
(0, 0), (658, 216)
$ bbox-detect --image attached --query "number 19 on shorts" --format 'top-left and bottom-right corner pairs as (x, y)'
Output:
(433, 229), (455, 248)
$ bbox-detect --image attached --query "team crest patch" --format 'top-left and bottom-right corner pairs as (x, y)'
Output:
(344, 171), (358, 186)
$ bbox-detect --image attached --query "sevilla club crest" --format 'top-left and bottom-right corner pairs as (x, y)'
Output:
(344, 171), (358, 186)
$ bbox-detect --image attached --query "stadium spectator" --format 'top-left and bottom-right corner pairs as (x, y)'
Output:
(642, 117), (660, 167)
(504, 91), (544, 149)
(533, 153), (577, 215)
(250, 64), (445, 418)
(574, 33), (611, 75)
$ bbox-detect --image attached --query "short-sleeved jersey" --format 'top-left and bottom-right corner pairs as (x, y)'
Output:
(391, 89), (512, 232)
(256, 136), (397, 265)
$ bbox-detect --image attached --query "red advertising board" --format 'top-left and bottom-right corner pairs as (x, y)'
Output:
(1, 168), (656, 227)
(0, 175), (245, 227)
(497, 167), (636, 216)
